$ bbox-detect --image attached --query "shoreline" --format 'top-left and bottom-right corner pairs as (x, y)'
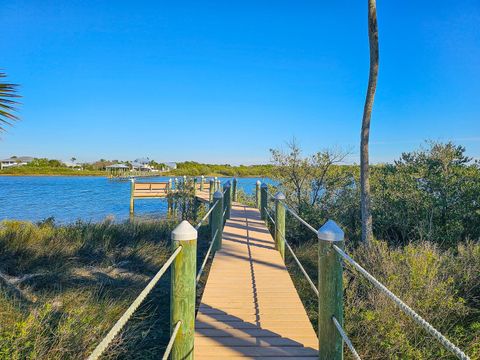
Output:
(0, 172), (269, 178)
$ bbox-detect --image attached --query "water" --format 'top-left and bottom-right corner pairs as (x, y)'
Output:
(0, 176), (274, 223)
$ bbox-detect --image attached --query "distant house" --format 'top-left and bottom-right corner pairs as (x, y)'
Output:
(132, 158), (155, 171)
(165, 162), (177, 170)
(63, 161), (83, 169)
(0, 156), (34, 169)
(131, 162), (152, 172)
(105, 163), (130, 171)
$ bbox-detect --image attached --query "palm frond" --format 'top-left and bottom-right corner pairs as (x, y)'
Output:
(0, 72), (21, 132)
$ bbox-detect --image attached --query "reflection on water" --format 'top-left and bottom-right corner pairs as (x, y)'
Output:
(0, 176), (273, 223)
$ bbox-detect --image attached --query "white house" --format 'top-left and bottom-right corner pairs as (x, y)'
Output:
(0, 156), (34, 169)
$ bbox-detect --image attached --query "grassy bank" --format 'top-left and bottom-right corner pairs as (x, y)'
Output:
(283, 238), (480, 359)
(0, 218), (211, 359)
(0, 167), (105, 176)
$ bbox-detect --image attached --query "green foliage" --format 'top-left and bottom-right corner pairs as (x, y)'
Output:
(168, 161), (273, 177)
(287, 240), (480, 359)
(0, 72), (20, 132)
(26, 158), (64, 168)
(271, 141), (480, 247)
(0, 166), (104, 176)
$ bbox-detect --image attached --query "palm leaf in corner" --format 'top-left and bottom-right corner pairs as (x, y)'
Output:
(0, 72), (20, 132)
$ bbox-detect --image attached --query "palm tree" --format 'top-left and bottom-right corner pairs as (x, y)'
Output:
(360, 0), (379, 243)
(0, 72), (20, 132)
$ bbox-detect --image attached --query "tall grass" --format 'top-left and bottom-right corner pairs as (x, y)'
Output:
(0, 217), (211, 359)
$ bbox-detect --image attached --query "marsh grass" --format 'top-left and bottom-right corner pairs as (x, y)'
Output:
(0, 216), (212, 359)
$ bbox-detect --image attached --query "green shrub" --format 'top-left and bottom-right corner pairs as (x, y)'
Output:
(287, 240), (480, 359)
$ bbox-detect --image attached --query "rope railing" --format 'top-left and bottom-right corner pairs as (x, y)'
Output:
(332, 245), (470, 360)
(262, 188), (470, 360)
(195, 201), (218, 230)
(284, 238), (319, 297)
(162, 321), (182, 360)
(283, 203), (317, 235)
(264, 207), (276, 225)
(196, 229), (218, 284)
(332, 316), (361, 360)
(87, 246), (183, 360)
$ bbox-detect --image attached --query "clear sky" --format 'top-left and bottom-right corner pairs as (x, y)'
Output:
(2, 1), (479, 164)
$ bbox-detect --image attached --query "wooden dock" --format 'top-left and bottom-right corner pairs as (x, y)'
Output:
(195, 202), (318, 359)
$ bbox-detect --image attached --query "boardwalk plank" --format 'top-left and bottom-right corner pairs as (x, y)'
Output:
(194, 200), (318, 358)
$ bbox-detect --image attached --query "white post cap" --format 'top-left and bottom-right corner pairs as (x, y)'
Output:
(274, 192), (285, 200)
(318, 220), (344, 242)
(171, 220), (197, 241)
(256, 180), (261, 185)
(213, 190), (224, 199)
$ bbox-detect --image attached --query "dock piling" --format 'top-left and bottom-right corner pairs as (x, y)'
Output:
(274, 192), (286, 260)
(318, 220), (344, 360)
(171, 221), (197, 360)
(260, 183), (268, 221)
(212, 191), (224, 251)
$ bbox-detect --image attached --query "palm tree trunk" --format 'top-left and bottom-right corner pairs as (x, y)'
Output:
(360, 0), (379, 243)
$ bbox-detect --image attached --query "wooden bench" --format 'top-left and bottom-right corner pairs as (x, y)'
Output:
(133, 182), (169, 198)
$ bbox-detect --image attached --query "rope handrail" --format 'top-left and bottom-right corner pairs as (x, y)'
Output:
(332, 316), (361, 360)
(87, 246), (183, 360)
(195, 201), (218, 230)
(223, 207), (227, 219)
(162, 321), (182, 360)
(196, 229), (218, 284)
(332, 245), (471, 360)
(285, 238), (319, 297)
(283, 203), (317, 235)
(264, 207), (276, 225)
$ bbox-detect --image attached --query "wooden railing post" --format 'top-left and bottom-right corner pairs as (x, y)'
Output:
(174, 178), (178, 190)
(232, 178), (237, 202)
(183, 175), (187, 186)
(130, 179), (135, 215)
(200, 175), (205, 191)
(317, 220), (344, 360)
(224, 181), (231, 220)
(168, 179), (173, 215)
(256, 180), (261, 209)
(260, 183), (268, 221)
(274, 192), (286, 260)
(171, 221), (197, 360)
(214, 177), (218, 191)
(209, 179), (214, 202)
(212, 190), (224, 251)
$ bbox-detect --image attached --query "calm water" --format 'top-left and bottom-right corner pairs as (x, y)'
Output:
(0, 176), (273, 223)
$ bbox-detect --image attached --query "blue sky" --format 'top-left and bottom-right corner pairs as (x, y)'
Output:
(2, 1), (479, 164)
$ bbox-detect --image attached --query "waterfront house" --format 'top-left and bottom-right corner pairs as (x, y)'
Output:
(0, 156), (34, 169)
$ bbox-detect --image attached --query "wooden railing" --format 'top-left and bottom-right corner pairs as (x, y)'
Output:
(89, 181), (233, 360)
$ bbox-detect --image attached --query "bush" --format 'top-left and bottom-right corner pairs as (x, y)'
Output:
(287, 240), (480, 359)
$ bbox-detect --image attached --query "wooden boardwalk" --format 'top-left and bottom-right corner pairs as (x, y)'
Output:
(195, 201), (318, 359)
